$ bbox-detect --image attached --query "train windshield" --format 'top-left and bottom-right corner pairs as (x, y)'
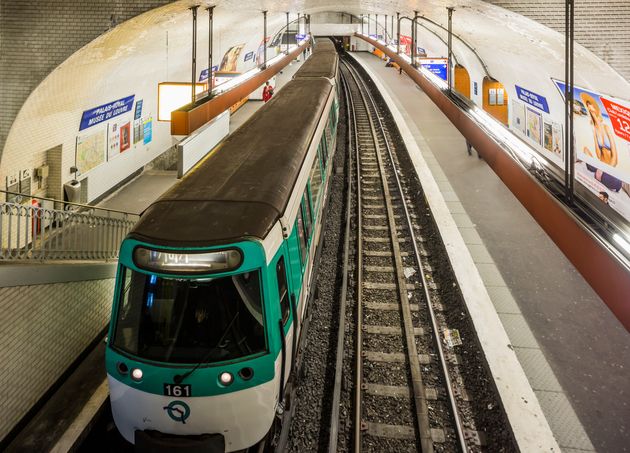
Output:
(112, 267), (266, 364)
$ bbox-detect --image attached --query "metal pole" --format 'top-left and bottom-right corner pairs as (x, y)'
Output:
(376, 14), (379, 39)
(207, 5), (214, 89)
(286, 12), (290, 54)
(391, 15), (394, 43)
(447, 7), (454, 92)
(190, 5), (199, 103)
(361, 14), (364, 34)
(396, 12), (400, 54)
(263, 10), (267, 68)
(565, 0), (575, 203)
(368, 14), (371, 36)
(412, 10), (418, 67)
(298, 12), (301, 35)
(385, 14), (388, 43)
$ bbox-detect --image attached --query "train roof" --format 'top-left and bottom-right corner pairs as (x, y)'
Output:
(129, 78), (333, 248)
(293, 51), (338, 79)
(312, 39), (336, 53)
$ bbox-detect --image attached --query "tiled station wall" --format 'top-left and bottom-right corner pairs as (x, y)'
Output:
(486, 0), (630, 81)
(0, 277), (115, 442)
(0, 1), (173, 162)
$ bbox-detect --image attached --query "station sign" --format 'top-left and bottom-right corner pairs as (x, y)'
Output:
(515, 85), (550, 113)
(244, 51), (254, 62)
(296, 34), (306, 40)
(420, 58), (448, 82)
(79, 95), (135, 131)
(199, 66), (219, 82)
(134, 100), (143, 120)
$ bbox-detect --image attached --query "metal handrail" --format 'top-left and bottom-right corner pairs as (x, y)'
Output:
(0, 189), (138, 217)
(0, 191), (139, 261)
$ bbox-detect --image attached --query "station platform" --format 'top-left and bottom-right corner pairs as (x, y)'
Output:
(350, 51), (630, 452)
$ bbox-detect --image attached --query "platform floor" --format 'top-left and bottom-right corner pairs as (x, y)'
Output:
(352, 51), (630, 452)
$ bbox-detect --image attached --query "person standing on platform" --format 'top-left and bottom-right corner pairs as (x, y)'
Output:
(263, 81), (274, 103)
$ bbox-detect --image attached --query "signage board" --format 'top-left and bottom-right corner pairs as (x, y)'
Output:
(199, 66), (218, 82)
(79, 95), (135, 131)
(134, 99), (143, 120)
(515, 85), (550, 113)
(244, 51), (254, 62)
(296, 34), (306, 40)
(420, 58), (448, 82)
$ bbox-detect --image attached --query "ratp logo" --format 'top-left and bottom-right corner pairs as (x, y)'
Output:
(163, 400), (190, 424)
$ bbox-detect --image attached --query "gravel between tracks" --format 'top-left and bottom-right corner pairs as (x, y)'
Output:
(287, 89), (348, 453)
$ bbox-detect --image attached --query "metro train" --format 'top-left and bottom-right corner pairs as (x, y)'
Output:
(105, 39), (340, 452)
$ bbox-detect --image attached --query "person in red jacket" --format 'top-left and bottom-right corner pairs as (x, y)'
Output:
(262, 81), (274, 103)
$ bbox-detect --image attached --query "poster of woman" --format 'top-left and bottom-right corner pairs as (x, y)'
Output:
(554, 79), (630, 220)
(220, 44), (244, 72)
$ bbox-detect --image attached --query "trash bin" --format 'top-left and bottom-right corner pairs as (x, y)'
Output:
(64, 180), (81, 203)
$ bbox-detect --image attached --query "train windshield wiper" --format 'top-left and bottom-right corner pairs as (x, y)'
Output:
(173, 312), (240, 384)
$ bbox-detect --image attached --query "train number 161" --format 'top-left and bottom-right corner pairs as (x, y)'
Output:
(163, 384), (192, 397)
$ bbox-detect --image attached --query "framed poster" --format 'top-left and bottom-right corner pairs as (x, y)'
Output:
(497, 88), (505, 105)
(76, 130), (106, 174)
(120, 122), (131, 152)
(526, 108), (542, 146)
(543, 121), (553, 152)
(552, 122), (563, 158)
(489, 88), (497, 106)
(511, 100), (526, 135)
(108, 122), (120, 159)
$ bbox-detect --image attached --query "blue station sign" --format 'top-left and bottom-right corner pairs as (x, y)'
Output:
(199, 66), (218, 82)
(420, 59), (448, 82)
(79, 95), (135, 131)
(515, 85), (550, 113)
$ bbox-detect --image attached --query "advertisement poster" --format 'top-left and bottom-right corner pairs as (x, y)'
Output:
(220, 44), (244, 72)
(554, 79), (630, 219)
(543, 121), (553, 152)
(108, 122), (121, 159)
(120, 122), (131, 152)
(76, 130), (105, 173)
(552, 122), (563, 158)
(143, 118), (153, 145)
(489, 88), (497, 106)
(399, 35), (412, 55)
(255, 37), (271, 66)
(512, 100), (526, 134)
(526, 108), (542, 145)
(134, 120), (143, 144)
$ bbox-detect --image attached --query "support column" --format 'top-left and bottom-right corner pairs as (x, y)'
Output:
(412, 10), (418, 67)
(396, 12), (400, 54)
(447, 7), (454, 92)
(368, 14), (371, 36)
(565, 0), (575, 202)
(361, 14), (364, 34)
(190, 5), (199, 103)
(286, 12), (290, 54)
(263, 10), (268, 68)
(376, 14), (379, 38)
(207, 5), (214, 89)
(385, 14), (388, 43)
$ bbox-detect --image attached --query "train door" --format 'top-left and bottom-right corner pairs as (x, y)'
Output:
(274, 251), (298, 387)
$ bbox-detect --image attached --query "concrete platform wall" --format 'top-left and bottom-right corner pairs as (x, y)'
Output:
(0, 264), (116, 443)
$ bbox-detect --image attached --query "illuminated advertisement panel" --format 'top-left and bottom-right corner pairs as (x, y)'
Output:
(554, 80), (630, 219)
(157, 83), (206, 121)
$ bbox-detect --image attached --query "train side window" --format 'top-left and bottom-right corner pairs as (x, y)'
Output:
(320, 138), (328, 165)
(302, 189), (312, 238)
(276, 257), (290, 324)
(296, 210), (308, 265)
(310, 157), (322, 208)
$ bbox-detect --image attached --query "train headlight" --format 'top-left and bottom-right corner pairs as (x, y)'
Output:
(131, 368), (144, 382)
(219, 372), (234, 386)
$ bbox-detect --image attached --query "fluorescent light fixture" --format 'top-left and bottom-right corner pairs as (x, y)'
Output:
(158, 83), (206, 121)
(613, 233), (630, 255)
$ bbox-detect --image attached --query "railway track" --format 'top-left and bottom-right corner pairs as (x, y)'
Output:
(330, 57), (472, 452)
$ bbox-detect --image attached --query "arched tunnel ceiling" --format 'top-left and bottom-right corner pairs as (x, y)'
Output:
(3, 0), (629, 188)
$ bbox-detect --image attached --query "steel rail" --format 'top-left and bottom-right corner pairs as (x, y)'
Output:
(348, 58), (468, 451)
(341, 58), (432, 453)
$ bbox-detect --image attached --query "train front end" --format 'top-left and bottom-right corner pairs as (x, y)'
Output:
(106, 238), (278, 452)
